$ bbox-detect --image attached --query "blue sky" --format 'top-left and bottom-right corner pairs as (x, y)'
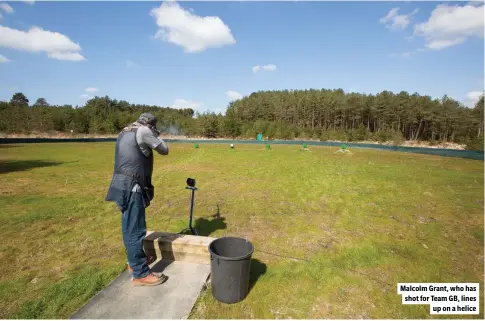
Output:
(0, 1), (483, 113)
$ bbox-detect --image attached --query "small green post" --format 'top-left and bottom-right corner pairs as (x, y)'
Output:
(266, 143), (271, 150)
(303, 143), (308, 149)
(341, 143), (346, 150)
(194, 143), (199, 149)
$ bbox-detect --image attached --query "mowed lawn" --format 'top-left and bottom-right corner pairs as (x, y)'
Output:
(0, 142), (483, 319)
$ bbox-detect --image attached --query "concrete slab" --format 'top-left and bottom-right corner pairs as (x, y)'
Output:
(70, 260), (211, 319)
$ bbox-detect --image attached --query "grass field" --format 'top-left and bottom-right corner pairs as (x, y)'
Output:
(0, 142), (483, 319)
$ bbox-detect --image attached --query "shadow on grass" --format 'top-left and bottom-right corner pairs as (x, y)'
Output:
(0, 160), (64, 174)
(193, 204), (227, 237)
(249, 258), (267, 293)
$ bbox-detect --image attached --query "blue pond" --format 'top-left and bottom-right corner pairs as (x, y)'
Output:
(0, 138), (483, 161)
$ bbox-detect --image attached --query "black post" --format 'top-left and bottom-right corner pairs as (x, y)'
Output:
(186, 186), (198, 235)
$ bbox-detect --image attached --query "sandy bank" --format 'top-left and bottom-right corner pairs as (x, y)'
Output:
(0, 132), (467, 150)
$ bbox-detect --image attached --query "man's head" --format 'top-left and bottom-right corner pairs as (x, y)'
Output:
(136, 113), (160, 135)
(136, 113), (157, 127)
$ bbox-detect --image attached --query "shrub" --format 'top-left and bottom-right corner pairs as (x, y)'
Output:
(465, 137), (484, 151)
(391, 130), (405, 146)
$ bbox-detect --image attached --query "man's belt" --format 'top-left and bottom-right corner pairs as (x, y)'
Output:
(115, 169), (145, 189)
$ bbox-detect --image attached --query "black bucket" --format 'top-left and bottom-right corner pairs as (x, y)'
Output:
(208, 237), (254, 304)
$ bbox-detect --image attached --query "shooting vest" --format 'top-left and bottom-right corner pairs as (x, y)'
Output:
(105, 128), (154, 211)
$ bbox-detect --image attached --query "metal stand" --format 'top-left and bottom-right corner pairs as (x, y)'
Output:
(185, 186), (198, 235)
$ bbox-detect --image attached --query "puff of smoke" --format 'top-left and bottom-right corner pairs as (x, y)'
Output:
(159, 124), (181, 135)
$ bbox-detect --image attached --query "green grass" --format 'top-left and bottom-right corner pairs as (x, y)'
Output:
(0, 142), (483, 319)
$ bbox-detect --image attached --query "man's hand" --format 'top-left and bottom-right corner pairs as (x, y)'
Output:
(139, 126), (168, 155)
(148, 124), (161, 136)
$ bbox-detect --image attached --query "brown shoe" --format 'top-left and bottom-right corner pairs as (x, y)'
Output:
(127, 256), (156, 278)
(132, 273), (168, 286)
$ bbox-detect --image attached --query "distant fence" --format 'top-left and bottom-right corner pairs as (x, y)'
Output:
(0, 138), (483, 161)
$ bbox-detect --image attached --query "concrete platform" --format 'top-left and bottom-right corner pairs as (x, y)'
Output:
(70, 260), (211, 319)
(143, 231), (216, 265)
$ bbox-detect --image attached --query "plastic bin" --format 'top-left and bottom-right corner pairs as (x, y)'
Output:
(208, 237), (254, 304)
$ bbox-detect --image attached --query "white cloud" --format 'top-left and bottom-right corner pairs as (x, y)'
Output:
(0, 54), (9, 63)
(0, 25), (85, 61)
(150, 1), (236, 53)
(80, 87), (98, 100)
(0, 3), (14, 14)
(226, 90), (242, 101)
(85, 87), (99, 93)
(466, 90), (484, 107)
(252, 64), (277, 73)
(413, 3), (484, 50)
(380, 7), (419, 30)
(172, 98), (201, 110)
(48, 51), (85, 61)
(80, 94), (92, 99)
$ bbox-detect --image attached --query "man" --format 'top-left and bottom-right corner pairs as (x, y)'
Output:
(106, 113), (169, 286)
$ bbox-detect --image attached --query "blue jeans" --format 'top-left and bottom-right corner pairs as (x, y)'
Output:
(122, 191), (150, 279)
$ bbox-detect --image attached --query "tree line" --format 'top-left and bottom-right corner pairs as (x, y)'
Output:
(0, 89), (483, 150)
(0, 93), (196, 136)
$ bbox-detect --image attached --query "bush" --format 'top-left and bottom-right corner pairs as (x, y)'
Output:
(355, 125), (371, 141)
(372, 129), (404, 144)
(465, 137), (484, 151)
(252, 120), (269, 134)
(391, 130), (405, 146)
(244, 128), (256, 139)
(300, 128), (313, 139)
(320, 130), (347, 142)
(279, 127), (295, 140)
(376, 130), (390, 143)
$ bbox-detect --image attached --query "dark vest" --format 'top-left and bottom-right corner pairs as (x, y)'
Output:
(105, 128), (154, 211)
(114, 128), (153, 189)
